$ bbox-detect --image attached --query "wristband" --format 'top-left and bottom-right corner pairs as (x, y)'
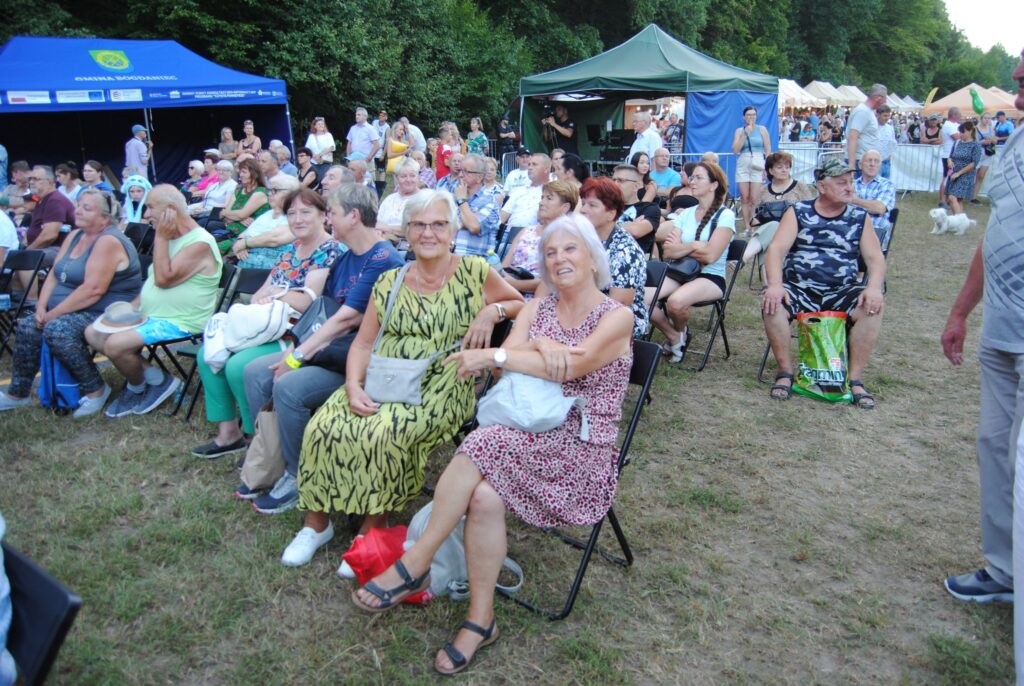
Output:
(284, 352), (302, 369)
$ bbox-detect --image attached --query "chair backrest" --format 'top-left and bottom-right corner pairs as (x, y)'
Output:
(138, 254), (154, 280)
(617, 340), (660, 472)
(644, 260), (669, 334)
(717, 239), (748, 304)
(884, 207), (899, 257)
(123, 223), (154, 255)
(211, 263), (238, 314)
(231, 267), (272, 300)
(3, 542), (82, 686)
(0, 250), (45, 296)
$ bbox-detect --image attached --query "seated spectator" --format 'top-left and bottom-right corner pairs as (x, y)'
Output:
(0, 513), (14, 686)
(192, 189), (342, 458)
(85, 185), (222, 417)
(0, 209), (18, 265)
(436, 153), (463, 194)
(743, 151), (817, 265)
(279, 189), (524, 567)
(576, 177), (648, 339)
(24, 165), (76, 267)
(346, 156), (375, 190)
(239, 184), (404, 511)
(352, 214), (633, 678)
(453, 154), (501, 257)
(649, 147), (681, 201)
(410, 151), (435, 189)
(610, 164), (662, 255)
(296, 147), (320, 191)
(195, 152), (220, 194)
(628, 152), (658, 203)
(2, 161), (31, 223)
(850, 149), (896, 249)
(553, 153), (590, 198)
(180, 159), (206, 199)
(503, 148), (531, 195)
(500, 153), (550, 229)
(276, 145), (298, 177)
(0, 189), (142, 417)
(56, 162), (84, 203)
(481, 157), (504, 205)
(230, 175), (301, 269)
(501, 180), (577, 299)
(216, 158), (270, 254)
(189, 160), (237, 224)
(120, 174), (152, 227)
(761, 158), (886, 408)
(259, 150), (288, 186)
(376, 158), (421, 243)
(649, 161), (735, 362)
(319, 165), (354, 195)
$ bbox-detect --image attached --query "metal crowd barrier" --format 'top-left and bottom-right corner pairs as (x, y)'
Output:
(778, 142), (949, 193)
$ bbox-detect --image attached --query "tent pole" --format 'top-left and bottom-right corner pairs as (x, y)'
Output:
(518, 98), (525, 147)
(144, 108), (157, 181)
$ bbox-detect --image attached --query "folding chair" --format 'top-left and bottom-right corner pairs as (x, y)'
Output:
(3, 542), (82, 686)
(146, 264), (237, 416)
(498, 339), (660, 620)
(124, 222), (154, 255)
(496, 225), (526, 260)
(0, 250), (45, 361)
(183, 267), (269, 421)
(642, 260), (668, 341)
(686, 239), (747, 371)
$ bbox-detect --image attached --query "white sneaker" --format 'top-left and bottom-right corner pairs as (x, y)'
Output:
(72, 384), (111, 419)
(337, 534), (364, 579)
(281, 522), (334, 567)
(0, 392), (31, 412)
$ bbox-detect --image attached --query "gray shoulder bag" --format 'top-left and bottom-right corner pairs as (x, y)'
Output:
(363, 263), (460, 405)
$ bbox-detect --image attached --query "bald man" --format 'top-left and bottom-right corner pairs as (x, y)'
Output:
(851, 150), (896, 249)
(85, 185), (222, 418)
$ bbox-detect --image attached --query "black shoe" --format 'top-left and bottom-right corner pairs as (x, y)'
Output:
(191, 437), (246, 459)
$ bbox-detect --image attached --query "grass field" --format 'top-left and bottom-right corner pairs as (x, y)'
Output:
(0, 191), (1014, 684)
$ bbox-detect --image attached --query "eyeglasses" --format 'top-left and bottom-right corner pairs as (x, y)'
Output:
(408, 221), (450, 234)
(689, 175), (710, 182)
(27, 176), (42, 182)
(611, 176), (640, 184)
(460, 169), (484, 176)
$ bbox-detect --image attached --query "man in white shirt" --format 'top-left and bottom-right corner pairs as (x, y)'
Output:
(401, 116), (427, 153)
(503, 148), (532, 195)
(346, 107), (381, 161)
(500, 153), (550, 228)
(628, 111), (661, 162)
(258, 151), (288, 186)
(875, 106), (897, 179)
(939, 107), (963, 207)
(846, 84), (887, 171)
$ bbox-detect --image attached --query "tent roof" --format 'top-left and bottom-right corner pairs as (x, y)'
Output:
(900, 95), (922, 109)
(519, 24), (777, 98)
(885, 94), (906, 111)
(989, 86), (1016, 103)
(0, 36), (287, 113)
(834, 85), (866, 107)
(922, 83), (1022, 118)
(778, 79), (825, 109)
(804, 81), (845, 104)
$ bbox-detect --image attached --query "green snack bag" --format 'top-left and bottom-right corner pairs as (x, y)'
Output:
(793, 311), (853, 403)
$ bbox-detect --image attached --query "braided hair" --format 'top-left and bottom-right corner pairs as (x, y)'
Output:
(693, 161), (728, 239)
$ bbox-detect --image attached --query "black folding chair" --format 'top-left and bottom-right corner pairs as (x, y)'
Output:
(3, 542), (82, 686)
(183, 267), (269, 421)
(0, 250), (45, 361)
(496, 225), (525, 260)
(685, 239), (746, 371)
(124, 222), (154, 255)
(145, 264), (237, 416)
(498, 339), (660, 620)
(642, 260), (668, 341)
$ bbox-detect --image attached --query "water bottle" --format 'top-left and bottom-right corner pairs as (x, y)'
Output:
(485, 249), (503, 277)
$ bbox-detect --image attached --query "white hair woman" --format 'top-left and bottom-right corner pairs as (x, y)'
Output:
(231, 174), (301, 269)
(352, 213), (633, 676)
(376, 157), (421, 241)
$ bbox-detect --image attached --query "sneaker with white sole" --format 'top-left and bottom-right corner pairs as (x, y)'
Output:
(72, 384), (111, 419)
(252, 473), (299, 515)
(944, 568), (1014, 603)
(133, 375), (182, 415)
(105, 387), (144, 418)
(281, 523), (334, 567)
(234, 483), (265, 500)
(0, 392), (32, 412)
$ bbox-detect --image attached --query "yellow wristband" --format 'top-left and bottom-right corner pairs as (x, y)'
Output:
(284, 353), (302, 369)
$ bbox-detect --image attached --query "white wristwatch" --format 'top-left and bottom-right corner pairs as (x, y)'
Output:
(493, 347), (508, 369)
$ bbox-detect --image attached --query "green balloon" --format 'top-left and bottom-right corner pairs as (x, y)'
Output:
(970, 87), (985, 116)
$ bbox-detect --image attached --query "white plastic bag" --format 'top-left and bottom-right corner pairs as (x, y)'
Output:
(202, 312), (230, 373)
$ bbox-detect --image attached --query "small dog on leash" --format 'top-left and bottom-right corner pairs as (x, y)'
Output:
(929, 208), (976, 236)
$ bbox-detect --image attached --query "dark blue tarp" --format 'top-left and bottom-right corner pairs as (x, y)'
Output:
(684, 91), (780, 196)
(0, 37), (287, 112)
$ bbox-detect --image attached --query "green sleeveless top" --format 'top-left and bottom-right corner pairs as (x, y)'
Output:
(139, 227), (223, 333)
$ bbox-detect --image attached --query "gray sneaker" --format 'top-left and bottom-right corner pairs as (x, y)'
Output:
(0, 392), (32, 412)
(133, 375), (182, 415)
(252, 473), (299, 514)
(72, 384), (112, 419)
(105, 387), (144, 418)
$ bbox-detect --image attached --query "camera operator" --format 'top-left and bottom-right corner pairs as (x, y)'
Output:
(541, 103), (578, 155)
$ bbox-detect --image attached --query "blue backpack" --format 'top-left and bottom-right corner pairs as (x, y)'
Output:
(38, 341), (81, 413)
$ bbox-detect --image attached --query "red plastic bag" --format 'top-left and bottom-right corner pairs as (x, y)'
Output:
(340, 525), (430, 604)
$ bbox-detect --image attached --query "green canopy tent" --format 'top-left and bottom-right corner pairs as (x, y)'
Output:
(518, 24), (778, 165)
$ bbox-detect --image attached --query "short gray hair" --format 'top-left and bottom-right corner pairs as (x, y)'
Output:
(462, 153), (486, 172)
(355, 107), (368, 117)
(537, 214), (611, 294)
(634, 111), (652, 125)
(32, 165), (55, 182)
(328, 183), (379, 227)
(270, 175), (300, 191)
(402, 189), (458, 236)
(215, 160), (234, 172)
(78, 188), (121, 222)
(868, 84), (888, 98)
(394, 157), (421, 175)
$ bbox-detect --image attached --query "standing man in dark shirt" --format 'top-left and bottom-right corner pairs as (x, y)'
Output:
(541, 104), (578, 156)
(25, 165), (75, 267)
(496, 115), (517, 157)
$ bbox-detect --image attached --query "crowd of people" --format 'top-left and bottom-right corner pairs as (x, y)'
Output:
(1, 51), (1022, 676)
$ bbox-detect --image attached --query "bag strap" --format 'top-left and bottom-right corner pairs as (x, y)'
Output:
(696, 206), (725, 242)
(371, 263), (413, 353)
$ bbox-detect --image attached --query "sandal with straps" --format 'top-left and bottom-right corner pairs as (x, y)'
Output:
(770, 372), (794, 400)
(351, 559), (431, 613)
(435, 618), (500, 676)
(850, 379), (876, 410)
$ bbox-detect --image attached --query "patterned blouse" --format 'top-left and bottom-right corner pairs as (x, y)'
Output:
(603, 226), (648, 338)
(269, 237), (343, 289)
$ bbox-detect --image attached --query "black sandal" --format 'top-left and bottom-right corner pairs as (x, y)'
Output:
(770, 372), (794, 400)
(351, 559), (430, 613)
(436, 618), (500, 676)
(850, 380), (876, 410)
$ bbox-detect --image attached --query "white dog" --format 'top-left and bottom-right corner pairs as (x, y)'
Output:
(929, 208), (976, 236)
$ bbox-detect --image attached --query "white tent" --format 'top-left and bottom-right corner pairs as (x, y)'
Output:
(885, 94), (905, 111)
(835, 85), (867, 107)
(900, 95), (922, 110)
(778, 79), (826, 109)
(804, 80), (846, 106)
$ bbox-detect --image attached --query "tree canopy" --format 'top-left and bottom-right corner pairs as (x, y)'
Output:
(2, 0), (1017, 136)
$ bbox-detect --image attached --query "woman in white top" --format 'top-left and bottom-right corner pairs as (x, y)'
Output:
(56, 162), (84, 203)
(189, 160), (238, 220)
(231, 175), (300, 269)
(731, 106), (771, 233)
(376, 158), (421, 243)
(305, 117), (336, 164)
(649, 161), (736, 363)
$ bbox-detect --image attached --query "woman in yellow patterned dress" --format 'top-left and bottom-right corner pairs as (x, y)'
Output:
(281, 189), (524, 567)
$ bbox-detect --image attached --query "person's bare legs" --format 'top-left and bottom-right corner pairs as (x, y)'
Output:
(973, 166), (988, 201)
(847, 305), (883, 384)
(435, 481), (506, 672)
(740, 181), (756, 233)
(948, 195), (963, 215)
(354, 454), (483, 608)
(303, 511), (331, 534)
(764, 306), (793, 396)
(102, 329), (149, 385)
(742, 236), (763, 266)
(664, 279), (723, 340)
(644, 281), (683, 343)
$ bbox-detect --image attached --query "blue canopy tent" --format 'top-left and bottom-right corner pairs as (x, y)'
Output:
(0, 37), (291, 183)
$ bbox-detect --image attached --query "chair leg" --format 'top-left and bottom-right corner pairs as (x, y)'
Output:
(184, 380), (202, 422)
(757, 341), (773, 383)
(172, 360), (198, 416)
(694, 304), (724, 372)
